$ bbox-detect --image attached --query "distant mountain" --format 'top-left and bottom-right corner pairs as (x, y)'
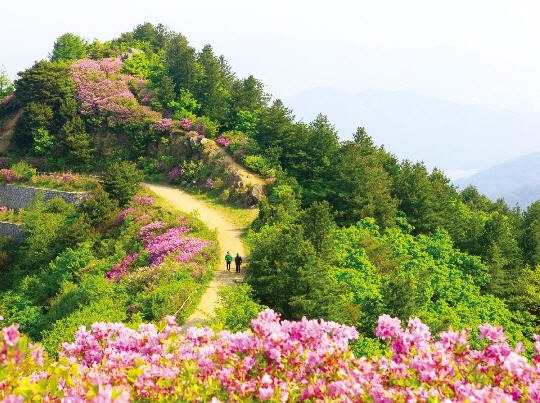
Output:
(454, 152), (540, 207)
(285, 88), (540, 174)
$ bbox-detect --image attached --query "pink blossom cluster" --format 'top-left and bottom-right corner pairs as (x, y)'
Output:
(216, 136), (231, 147)
(117, 207), (135, 223)
(153, 118), (173, 133)
(0, 206), (7, 213)
(205, 178), (215, 190)
(0, 324), (46, 401)
(6, 311), (540, 401)
(106, 253), (140, 283)
(180, 118), (192, 130)
(0, 169), (14, 182)
(132, 195), (155, 205)
(134, 214), (151, 223)
(61, 173), (75, 182)
(71, 59), (162, 128)
(137, 221), (167, 242)
(72, 59), (135, 115)
(167, 167), (184, 183)
(138, 222), (210, 266)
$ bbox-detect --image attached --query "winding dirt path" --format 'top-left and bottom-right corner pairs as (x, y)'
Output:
(145, 183), (248, 328)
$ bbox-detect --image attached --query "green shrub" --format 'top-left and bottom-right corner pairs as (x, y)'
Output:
(101, 161), (144, 205)
(139, 279), (195, 321)
(212, 283), (264, 332)
(193, 115), (219, 138)
(41, 296), (127, 356)
(244, 155), (276, 178)
(10, 161), (37, 180)
(79, 185), (118, 226)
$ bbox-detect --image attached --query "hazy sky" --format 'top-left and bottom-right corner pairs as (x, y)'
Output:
(2, 0), (540, 108)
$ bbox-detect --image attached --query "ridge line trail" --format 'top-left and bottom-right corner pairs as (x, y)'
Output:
(145, 183), (249, 329)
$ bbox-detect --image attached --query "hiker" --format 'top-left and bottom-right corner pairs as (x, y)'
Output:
(225, 251), (232, 271)
(235, 253), (243, 273)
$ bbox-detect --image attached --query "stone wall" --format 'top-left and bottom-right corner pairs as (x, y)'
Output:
(0, 184), (90, 209)
(0, 222), (24, 243)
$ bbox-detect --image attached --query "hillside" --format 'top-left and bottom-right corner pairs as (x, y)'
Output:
(286, 87), (540, 175)
(454, 151), (540, 207)
(3, 22), (540, 400)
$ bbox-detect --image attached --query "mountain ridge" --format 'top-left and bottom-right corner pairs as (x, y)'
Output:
(285, 87), (540, 174)
(454, 151), (540, 207)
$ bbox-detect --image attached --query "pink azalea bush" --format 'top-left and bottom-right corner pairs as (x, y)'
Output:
(71, 58), (162, 128)
(153, 118), (173, 133)
(117, 207), (135, 223)
(132, 195), (155, 205)
(3, 311), (540, 401)
(180, 118), (192, 130)
(109, 204), (212, 281)
(0, 168), (15, 183)
(138, 220), (211, 266)
(216, 136), (231, 147)
(167, 167), (184, 183)
(105, 253), (140, 283)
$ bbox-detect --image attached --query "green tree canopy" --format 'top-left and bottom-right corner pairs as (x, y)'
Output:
(49, 33), (88, 62)
(0, 66), (14, 98)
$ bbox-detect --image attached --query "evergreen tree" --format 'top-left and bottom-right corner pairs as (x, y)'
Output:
(521, 201), (540, 267)
(49, 33), (88, 62)
(0, 66), (14, 98)
(194, 45), (230, 122)
(62, 116), (95, 166)
(164, 34), (201, 93)
(331, 141), (397, 228)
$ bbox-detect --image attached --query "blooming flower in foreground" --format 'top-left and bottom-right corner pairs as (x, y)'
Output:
(4, 311), (540, 400)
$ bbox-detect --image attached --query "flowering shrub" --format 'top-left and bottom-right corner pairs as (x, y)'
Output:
(117, 207), (135, 223)
(216, 136), (231, 147)
(26, 172), (98, 191)
(180, 118), (192, 130)
(0, 168), (14, 183)
(4, 311), (540, 401)
(138, 221), (210, 266)
(167, 167), (184, 183)
(0, 206), (22, 223)
(71, 58), (162, 129)
(108, 212), (213, 282)
(205, 178), (215, 190)
(153, 118), (173, 133)
(132, 195), (155, 205)
(154, 161), (165, 171)
(106, 253), (141, 283)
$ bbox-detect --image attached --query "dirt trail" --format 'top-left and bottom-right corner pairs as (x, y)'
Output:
(145, 183), (248, 328)
(213, 147), (267, 187)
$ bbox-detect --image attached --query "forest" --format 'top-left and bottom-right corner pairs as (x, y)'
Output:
(1, 22), (540, 400)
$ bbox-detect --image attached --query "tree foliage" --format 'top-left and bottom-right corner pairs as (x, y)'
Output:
(49, 33), (88, 62)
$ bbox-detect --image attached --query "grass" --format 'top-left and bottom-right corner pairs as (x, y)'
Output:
(22, 173), (99, 191)
(185, 188), (259, 230)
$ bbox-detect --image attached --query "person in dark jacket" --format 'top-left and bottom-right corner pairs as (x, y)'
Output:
(234, 253), (243, 273)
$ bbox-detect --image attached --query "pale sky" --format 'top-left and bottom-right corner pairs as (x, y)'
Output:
(2, 1), (540, 107)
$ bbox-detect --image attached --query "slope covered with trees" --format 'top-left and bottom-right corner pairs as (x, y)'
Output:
(1, 22), (540, 400)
